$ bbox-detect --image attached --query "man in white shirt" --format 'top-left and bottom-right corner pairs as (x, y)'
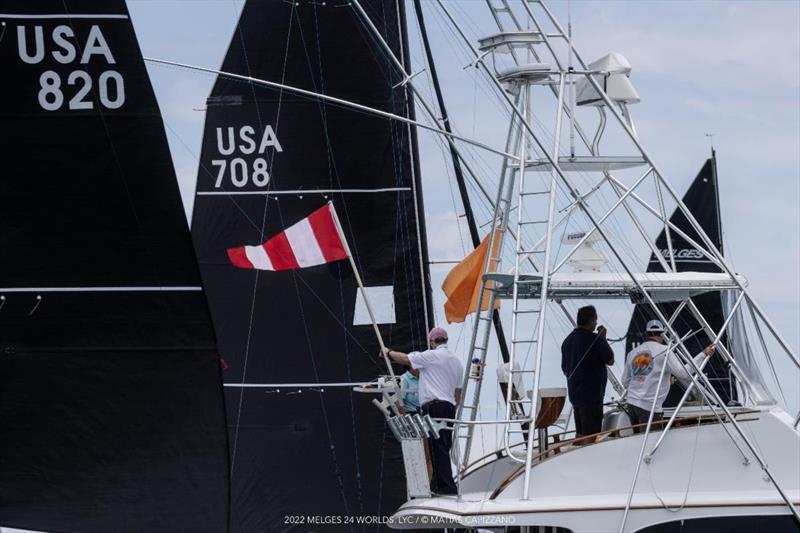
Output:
(622, 319), (716, 431)
(384, 327), (463, 495)
(497, 361), (529, 443)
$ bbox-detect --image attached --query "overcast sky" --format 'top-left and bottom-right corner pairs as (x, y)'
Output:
(129, 0), (800, 413)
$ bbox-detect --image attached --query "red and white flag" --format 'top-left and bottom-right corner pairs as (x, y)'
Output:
(227, 203), (348, 271)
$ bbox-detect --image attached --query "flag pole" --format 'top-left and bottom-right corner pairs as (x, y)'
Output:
(327, 201), (397, 384)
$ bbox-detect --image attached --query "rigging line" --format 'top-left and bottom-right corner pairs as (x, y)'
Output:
(162, 121), (263, 233)
(336, 261), (367, 526)
(306, 6), (365, 515)
(260, 11), (362, 511)
(354, 9), (412, 343)
(277, 198), (353, 522)
(302, 5), (418, 366)
(347, 4), (431, 339)
(295, 6), (366, 273)
(396, 0), (433, 342)
(57, 0), (163, 294)
(428, 5), (511, 123)
(233, 12), (355, 520)
(413, 0), (512, 364)
(143, 57), (519, 162)
(228, 1), (295, 481)
(291, 272), (383, 371)
(646, 395), (704, 513)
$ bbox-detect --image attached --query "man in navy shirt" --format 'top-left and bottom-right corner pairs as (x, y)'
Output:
(561, 305), (615, 441)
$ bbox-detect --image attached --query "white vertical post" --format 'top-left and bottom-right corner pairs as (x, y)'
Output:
(619, 334), (674, 533)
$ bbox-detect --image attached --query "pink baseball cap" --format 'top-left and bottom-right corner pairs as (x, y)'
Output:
(428, 327), (448, 344)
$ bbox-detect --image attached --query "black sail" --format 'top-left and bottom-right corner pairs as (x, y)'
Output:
(190, 1), (432, 530)
(625, 152), (736, 405)
(0, 2), (229, 531)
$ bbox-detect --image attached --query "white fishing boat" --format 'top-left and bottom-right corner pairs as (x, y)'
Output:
(1, 1), (796, 532)
(378, 2), (800, 531)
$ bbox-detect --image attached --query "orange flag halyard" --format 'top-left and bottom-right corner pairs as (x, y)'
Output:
(441, 231), (501, 324)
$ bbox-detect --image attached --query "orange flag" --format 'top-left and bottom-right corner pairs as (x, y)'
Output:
(442, 231), (501, 324)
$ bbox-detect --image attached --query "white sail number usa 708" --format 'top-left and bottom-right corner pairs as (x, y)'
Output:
(212, 125), (283, 188)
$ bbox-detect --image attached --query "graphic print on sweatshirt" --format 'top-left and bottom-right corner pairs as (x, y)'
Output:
(631, 351), (655, 381)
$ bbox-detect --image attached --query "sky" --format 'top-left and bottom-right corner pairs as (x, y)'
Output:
(127, 0), (800, 418)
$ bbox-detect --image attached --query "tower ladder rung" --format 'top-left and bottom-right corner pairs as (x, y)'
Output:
(517, 249), (546, 255)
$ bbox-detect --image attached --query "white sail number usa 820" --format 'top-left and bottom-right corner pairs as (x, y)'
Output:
(17, 24), (125, 111)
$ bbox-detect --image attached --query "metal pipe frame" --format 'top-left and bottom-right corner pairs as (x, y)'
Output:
(645, 291), (748, 460)
(522, 71), (565, 500)
(575, 57), (800, 373)
(350, 0), (508, 206)
(504, 81), (532, 465)
(491, 1), (678, 277)
(653, 176), (678, 271)
(528, 0), (735, 278)
(486, 0), (688, 405)
(644, 330), (753, 465)
(438, 0), (731, 498)
(601, 174), (727, 271)
(455, 90), (525, 472)
(619, 331), (674, 532)
(684, 298), (766, 404)
(521, 1), (716, 276)
(435, 2), (798, 517)
(605, 175), (674, 274)
(550, 166), (653, 272)
(630, 293), (796, 517)
(745, 301), (787, 407)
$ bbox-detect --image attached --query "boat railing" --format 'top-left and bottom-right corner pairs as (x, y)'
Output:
(476, 408), (760, 499)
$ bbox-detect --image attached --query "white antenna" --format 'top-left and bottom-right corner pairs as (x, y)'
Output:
(705, 132), (716, 150)
(567, 0), (576, 157)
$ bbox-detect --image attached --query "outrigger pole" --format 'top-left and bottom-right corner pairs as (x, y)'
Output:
(143, 57), (518, 163)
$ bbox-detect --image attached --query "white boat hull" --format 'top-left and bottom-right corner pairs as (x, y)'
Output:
(390, 407), (800, 531)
